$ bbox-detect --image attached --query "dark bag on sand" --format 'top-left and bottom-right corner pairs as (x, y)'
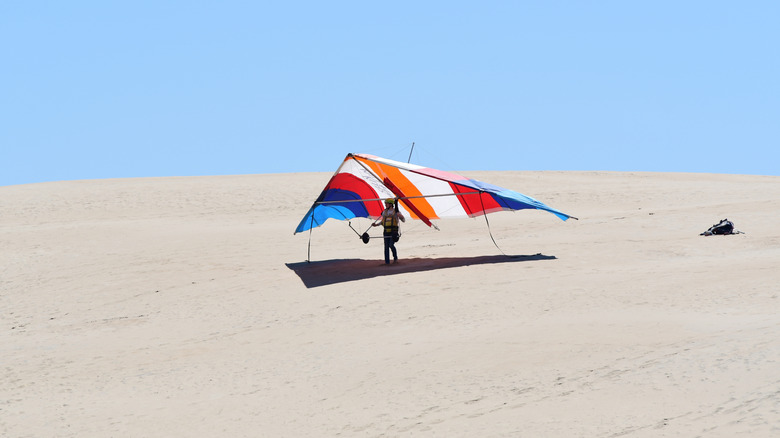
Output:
(701, 218), (735, 236)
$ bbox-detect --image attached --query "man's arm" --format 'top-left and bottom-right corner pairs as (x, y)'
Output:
(372, 211), (385, 226)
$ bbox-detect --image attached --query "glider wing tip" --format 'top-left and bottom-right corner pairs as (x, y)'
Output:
(553, 211), (576, 221)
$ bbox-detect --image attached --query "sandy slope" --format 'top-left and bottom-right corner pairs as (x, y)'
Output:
(1, 171), (778, 437)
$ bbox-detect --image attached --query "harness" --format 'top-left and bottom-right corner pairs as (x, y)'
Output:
(382, 209), (399, 235)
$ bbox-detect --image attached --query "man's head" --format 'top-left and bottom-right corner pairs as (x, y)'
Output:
(385, 198), (395, 207)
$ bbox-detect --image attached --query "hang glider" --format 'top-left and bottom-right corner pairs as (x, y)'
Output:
(295, 153), (575, 234)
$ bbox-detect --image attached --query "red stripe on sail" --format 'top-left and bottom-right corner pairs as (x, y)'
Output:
(450, 183), (501, 216)
(383, 177), (434, 228)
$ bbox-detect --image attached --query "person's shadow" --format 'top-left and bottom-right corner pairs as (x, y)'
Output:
(286, 254), (556, 288)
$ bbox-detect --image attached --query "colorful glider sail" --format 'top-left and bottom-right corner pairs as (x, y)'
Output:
(295, 153), (574, 234)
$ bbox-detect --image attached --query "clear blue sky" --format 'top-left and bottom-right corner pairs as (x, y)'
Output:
(2, 1), (778, 186)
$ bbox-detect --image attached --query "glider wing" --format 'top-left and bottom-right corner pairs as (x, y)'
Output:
(294, 153), (574, 234)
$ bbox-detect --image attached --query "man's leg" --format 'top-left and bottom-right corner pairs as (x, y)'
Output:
(383, 236), (391, 264)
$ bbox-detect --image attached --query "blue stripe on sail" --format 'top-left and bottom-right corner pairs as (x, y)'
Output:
(493, 189), (571, 221)
(294, 204), (365, 233)
(319, 189), (371, 217)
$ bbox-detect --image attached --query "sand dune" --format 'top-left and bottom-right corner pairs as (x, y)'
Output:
(2, 171), (778, 437)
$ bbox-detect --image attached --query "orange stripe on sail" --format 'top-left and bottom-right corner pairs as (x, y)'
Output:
(382, 177), (433, 227)
(355, 156), (439, 220)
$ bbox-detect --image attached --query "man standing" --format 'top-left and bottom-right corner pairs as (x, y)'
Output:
(372, 198), (405, 264)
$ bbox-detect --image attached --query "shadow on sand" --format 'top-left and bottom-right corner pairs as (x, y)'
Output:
(286, 253), (556, 288)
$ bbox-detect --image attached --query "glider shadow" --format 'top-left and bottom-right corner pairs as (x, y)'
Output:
(285, 254), (556, 288)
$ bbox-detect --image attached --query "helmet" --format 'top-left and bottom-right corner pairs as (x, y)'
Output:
(385, 198), (394, 205)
